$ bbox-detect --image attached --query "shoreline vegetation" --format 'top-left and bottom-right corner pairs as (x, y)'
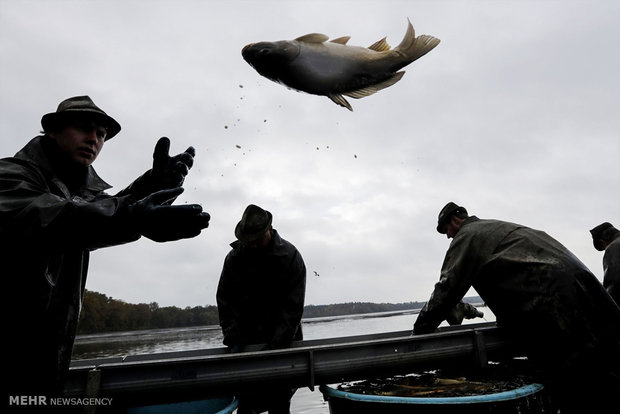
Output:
(78, 290), (482, 335)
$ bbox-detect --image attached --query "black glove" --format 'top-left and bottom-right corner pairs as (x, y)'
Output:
(446, 302), (484, 326)
(462, 303), (484, 319)
(115, 138), (196, 201)
(151, 137), (195, 189)
(127, 187), (210, 242)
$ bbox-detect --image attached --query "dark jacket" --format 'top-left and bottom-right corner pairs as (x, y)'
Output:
(1, 136), (142, 395)
(414, 217), (620, 370)
(216, 230), (306, 350)
(603, 235), (620, 305)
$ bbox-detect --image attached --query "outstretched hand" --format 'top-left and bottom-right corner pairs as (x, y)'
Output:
(128, 187), (210, 242)
(152, 137), (195, 189)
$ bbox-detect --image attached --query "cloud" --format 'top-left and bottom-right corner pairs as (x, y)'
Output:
(1, 0), (618, 307)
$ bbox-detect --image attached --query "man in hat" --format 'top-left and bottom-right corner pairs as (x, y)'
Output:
(216, 204), (306, 414)
(414, 202), (620, 412)
(590, 222), (620, 305)
(1, 96), (210, 399)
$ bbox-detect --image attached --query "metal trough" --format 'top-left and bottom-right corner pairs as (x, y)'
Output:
(66, 322), (516, 408)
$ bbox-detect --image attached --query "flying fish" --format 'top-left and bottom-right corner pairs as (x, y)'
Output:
(242, 19), (440, 111)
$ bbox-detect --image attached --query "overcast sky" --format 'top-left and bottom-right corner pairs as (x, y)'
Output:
(1, 0), (618, 308)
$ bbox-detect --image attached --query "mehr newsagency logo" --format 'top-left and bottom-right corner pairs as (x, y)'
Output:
(9, 395), (113, 407)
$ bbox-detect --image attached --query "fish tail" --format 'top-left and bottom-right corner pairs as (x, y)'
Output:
(395, 18), (440, 62)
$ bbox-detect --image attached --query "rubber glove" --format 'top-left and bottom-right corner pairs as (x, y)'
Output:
(114, 137), (196, 201)
(128, 187), (210, 242)
(151, 137), (195, 189)
(446, 302), (484, 325)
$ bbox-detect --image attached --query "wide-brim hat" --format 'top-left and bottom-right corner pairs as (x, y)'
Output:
(235, 204), (273, 243)
(590, 222), (613, 251)
(41, 96), (121, 140)
(437, 202), (467, 233)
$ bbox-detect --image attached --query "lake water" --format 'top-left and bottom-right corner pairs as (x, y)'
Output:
(73, 306), (494, 413)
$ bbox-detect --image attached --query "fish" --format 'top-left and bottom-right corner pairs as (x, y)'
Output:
(241, 19), (440, 111)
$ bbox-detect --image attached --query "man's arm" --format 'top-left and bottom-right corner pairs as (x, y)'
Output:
(414, 233), (480, 335)
(0, 158), (141, 250)
(216, 255), (244, 350)
(269, 250), (307, 349)
(0, 160), (209, 250)
(603, 241), (620, 305)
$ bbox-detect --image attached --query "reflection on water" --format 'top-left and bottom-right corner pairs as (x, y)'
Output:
(74, 326), (224, 359)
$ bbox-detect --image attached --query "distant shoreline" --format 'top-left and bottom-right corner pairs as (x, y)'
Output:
(77, 300), (485, 341)
(78, 289), (483, 335)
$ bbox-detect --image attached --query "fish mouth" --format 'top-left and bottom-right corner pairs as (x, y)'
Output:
(241, 43), (254, 60)
(241, 43), (269, 65)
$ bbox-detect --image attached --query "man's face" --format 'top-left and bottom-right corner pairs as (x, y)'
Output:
(49, 119), (106, 166)
(444, 217), (461, 239)
(246, 228), (273, 249)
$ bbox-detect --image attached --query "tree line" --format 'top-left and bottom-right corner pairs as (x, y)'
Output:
(77, 290), (482, 334)
(78, 290), (221, 334)
(302, 302), (424, 318)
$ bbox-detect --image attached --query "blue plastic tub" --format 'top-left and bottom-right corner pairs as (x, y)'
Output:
(320, 382), (551, 413)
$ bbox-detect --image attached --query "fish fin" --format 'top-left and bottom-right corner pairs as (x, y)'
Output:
(330, 36), (351, 45)
(328, 94), (353, 111)
(343, 72), (405, 99)
(394, 18), (440, 61)
(295, 33), (329, 43)
(368, 37), (391, 52)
